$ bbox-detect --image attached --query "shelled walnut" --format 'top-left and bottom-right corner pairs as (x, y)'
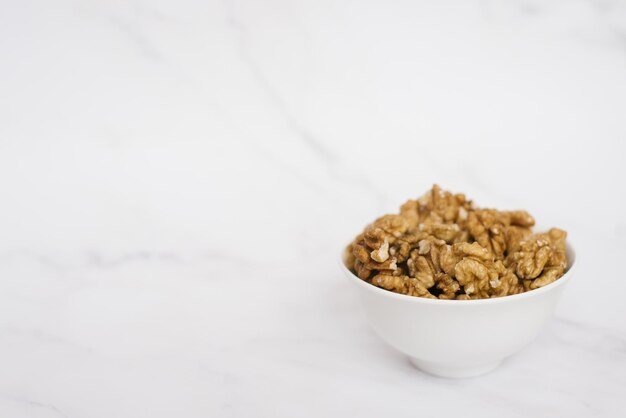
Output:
(346, 185), (568, 300)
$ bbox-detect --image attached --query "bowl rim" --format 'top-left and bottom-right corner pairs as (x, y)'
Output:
(341, 240), (576, 306)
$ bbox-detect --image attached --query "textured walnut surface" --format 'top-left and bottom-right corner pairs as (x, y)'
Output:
(346, 185), (568, 300)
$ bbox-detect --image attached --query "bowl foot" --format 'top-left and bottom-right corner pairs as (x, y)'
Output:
(409, 357), (502, 378)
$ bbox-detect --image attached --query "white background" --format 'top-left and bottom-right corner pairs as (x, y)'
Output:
(0, 1), (625, 417)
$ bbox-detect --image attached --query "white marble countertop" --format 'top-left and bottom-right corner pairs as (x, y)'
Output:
(1, 0), (625, 416)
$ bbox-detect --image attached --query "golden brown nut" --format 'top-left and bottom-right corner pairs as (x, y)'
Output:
(399, 199), (420, 229)
(467, 209), (536, 260)
(505, 225), (532, 256)
(514, 245), (551, 279)
(353, 260), (373, 281)
(352, 240), (371, 263)
(362, 257), (398, 272)
(406, 250), (437, 288)
(512, 228), (567, 283)
(416, 238), (459, 276)
(435, 273), (461, 299)
(491, 261), (524, 297)
(452, 242), (493, 262)
(467, 209), (509, 259)
(419, 222), (461, 243)
(454, 258), (499, 297)
(508, 210), (536, 227)
(531, 266), (565, 289)
(389, 239), (412, 263)
(415, 185), (473, 225)
(371, 274), (437, 299)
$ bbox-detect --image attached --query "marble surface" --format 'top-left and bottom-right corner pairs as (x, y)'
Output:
(1, 0), (626, 416)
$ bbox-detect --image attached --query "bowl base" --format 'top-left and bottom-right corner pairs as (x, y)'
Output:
(409, 357), (502, 378)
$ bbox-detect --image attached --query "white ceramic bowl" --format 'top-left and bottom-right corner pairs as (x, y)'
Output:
(341, 242), (576, 378)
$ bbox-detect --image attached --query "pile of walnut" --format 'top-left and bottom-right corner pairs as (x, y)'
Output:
(346, 185), (568, 300)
